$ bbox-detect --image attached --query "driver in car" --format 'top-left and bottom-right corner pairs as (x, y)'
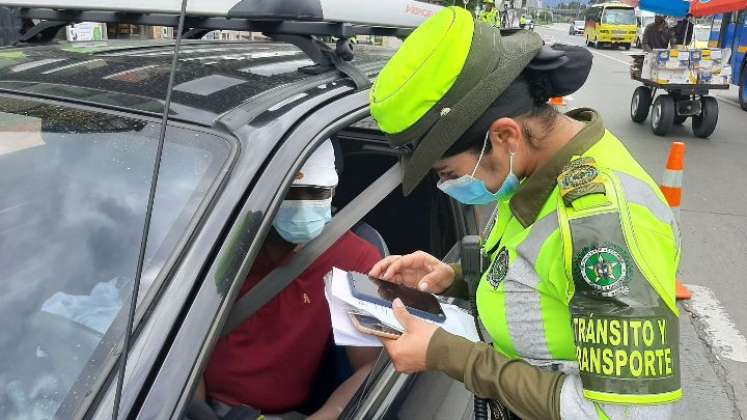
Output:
(199, 141), (382, 419)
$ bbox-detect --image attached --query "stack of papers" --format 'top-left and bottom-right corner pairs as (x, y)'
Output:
(323, 267), (480, 347)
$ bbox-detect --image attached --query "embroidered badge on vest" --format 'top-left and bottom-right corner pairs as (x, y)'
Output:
(574, 244), (631, 297)
(488, 247), (510, 289)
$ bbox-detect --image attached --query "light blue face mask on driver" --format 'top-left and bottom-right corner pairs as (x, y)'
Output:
(272, 198), (332, 244)
(437, 132), (520, 205)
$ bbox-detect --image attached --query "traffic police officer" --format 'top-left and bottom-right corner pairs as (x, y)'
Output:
(519, 13), (529, 28)
(478, 0), (499, 27)
(368, 7), (681, 420)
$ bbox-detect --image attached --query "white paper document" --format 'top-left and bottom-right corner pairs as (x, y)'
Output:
(324, 267), (479, 347)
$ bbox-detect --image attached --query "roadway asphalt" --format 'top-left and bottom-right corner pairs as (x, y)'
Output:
(535, 23), (747, 419)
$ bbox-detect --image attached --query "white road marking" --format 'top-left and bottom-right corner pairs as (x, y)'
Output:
(685, 284), (747, 363)
(587, 49), (631, 66)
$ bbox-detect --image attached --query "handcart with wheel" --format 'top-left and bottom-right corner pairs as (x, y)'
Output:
(629, 54), (729, 138)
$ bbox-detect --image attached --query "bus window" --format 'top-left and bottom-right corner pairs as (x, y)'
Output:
(603, 8), (635, 25)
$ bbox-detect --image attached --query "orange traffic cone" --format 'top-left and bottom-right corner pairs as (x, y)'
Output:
(660, 142), (692, 300)
(549, 96), (567, 106)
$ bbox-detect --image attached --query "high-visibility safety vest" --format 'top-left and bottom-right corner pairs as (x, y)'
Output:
(479, 9), (498, 26)
(476, 130), (682, 412)
(519, 16), (528, 25)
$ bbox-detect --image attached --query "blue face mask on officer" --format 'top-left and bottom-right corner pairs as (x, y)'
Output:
(437, 131), (520, 205)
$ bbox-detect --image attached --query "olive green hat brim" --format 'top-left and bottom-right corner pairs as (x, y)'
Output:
(401, 28), (543, 195)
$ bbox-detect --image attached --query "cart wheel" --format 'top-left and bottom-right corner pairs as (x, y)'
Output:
(631, 86), (652, 123)
(692, 96), (718, 138)
(651, 95), (675, 136)
(674, 115), (687, 125)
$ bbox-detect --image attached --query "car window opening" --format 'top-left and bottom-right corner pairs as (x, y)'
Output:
(196, 117), (459, 419)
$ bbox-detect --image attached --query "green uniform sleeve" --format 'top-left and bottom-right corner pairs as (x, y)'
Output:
(426, 328), (565, 420)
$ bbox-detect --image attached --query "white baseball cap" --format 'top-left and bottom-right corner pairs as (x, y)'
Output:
(292, 140), (338, 188)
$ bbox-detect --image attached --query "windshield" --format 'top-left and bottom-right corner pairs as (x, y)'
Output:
(0, 97), (230, 419)
(602, 8), (635, 25)
(575, 20), (585, 26)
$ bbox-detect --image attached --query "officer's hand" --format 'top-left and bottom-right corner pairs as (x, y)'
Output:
(368, 251), (454, 293)
(380, 298), (438, 373)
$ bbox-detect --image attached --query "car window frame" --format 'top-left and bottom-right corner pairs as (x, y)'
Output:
(130, 85), (477, 420)
(115, 86), (364, 420)
(0, 91), (240, 420)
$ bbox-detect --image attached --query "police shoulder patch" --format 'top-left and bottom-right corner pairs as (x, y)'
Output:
(558, 157), (606, 207)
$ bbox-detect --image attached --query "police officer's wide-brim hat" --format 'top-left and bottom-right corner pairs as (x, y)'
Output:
(370, 7), (543, 195)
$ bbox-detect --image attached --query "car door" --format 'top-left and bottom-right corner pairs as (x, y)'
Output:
(124, 81), (480, 419)
(67, 72), (357, 419)
(115, 88), (370, 419)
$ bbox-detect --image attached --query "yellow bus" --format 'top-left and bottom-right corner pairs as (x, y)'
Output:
(584, 3), (637, 50)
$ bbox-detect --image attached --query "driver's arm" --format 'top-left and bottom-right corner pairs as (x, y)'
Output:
(195, 377), (207, 401)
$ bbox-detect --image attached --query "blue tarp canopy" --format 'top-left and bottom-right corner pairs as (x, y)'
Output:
(639, 0), (690, 17)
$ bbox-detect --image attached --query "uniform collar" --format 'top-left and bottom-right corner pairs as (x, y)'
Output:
(509, 108), (605, 227)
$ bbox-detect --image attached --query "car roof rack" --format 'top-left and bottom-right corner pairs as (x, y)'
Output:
(4, 0), (442, 89)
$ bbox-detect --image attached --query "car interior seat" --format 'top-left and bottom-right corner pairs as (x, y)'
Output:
(352, 222), (390, 258)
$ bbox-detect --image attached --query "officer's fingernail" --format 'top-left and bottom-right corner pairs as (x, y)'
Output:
(393, 298), (404, 308)
(418, 282), (428, 291)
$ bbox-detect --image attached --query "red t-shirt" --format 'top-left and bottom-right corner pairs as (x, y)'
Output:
(204, 231), (381, 414)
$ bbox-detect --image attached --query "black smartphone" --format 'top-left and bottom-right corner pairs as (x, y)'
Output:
(348, 272), (446, 323)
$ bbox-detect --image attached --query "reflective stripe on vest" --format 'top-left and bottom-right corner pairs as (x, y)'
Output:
(503, 212), (558, 360)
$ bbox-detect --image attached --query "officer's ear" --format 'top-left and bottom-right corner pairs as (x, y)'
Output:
(488, 117), (522, 153)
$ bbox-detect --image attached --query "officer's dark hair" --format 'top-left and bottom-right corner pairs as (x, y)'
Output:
(442, 73), (560, 157)
(443, 43), (593, 157)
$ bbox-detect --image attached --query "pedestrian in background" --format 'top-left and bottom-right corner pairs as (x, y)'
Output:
(478, 0), (499, 28)
(642, 15), (673, 51)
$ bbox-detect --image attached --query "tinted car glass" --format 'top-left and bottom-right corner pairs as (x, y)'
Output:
(0, 96), (231, 419)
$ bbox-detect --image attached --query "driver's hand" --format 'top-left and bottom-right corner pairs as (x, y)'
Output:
(368, 251), (454, 294)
